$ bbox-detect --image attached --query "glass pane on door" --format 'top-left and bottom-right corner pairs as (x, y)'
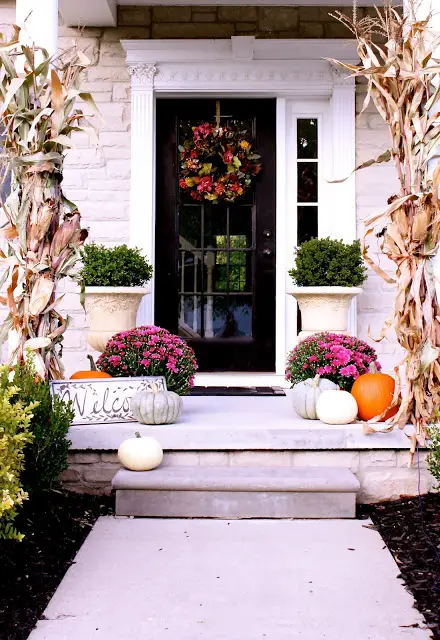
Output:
(178, 202), (255, 339)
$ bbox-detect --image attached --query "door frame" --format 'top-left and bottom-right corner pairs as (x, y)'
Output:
(121, 36), (358, 375)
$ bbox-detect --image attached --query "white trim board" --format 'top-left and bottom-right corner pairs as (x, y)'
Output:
(122, 36), (357, 375)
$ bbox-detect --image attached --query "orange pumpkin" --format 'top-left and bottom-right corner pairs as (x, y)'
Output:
(351, 363), (398, 421)
(70, 355), (112, 380)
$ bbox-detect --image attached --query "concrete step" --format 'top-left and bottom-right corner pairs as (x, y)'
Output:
(113, 466), (360, 519)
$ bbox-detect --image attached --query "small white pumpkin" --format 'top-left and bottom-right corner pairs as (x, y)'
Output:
(118, 433), (163, 471)
(316, 390), (358, 425)
(292, 375), (339, 420)
(131, 384), (183, 425)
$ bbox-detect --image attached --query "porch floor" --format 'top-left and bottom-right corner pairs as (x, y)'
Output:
(69, 393), (415, 452)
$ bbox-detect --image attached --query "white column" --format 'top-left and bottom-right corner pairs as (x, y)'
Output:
(127, 63), (157, 326)
(16, 0), (58, 58)
(329, 66), (357, 334)
(329, 68), (356, 242)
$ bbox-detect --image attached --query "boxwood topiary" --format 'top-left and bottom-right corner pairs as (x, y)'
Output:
(79, 243), (153, 288)
(288, 237), (367, 287)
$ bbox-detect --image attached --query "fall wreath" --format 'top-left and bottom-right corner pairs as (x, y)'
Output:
(179, 120), (262, 204)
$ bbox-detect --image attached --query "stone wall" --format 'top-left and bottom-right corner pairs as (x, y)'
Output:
(116, 4), (374, 39)
(62, 449), (434, 503)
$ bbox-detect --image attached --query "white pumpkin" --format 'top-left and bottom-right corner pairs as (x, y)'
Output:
(118, 433), (163, 471)
(131, 385), (183, 425)
(316, 390), (358, 425)
(292, 375), (339, 420)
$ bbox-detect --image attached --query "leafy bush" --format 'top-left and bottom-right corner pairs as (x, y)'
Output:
(288, 237), (367, 287)
(5, 362), (74, 494)
(80, 243), (153, 288)
(97, 326), (198, 395)
(0, 368), (35, 541)
(285, 332), (380, 391)
(428, 418), (440, 490)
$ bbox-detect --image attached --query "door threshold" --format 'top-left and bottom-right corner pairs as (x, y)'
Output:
(194, 372), (289, 388)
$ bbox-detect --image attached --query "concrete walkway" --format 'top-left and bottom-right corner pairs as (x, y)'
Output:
(29, 517), (431, 640)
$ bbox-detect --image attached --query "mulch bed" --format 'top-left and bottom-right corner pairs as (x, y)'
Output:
(0, 490), (114, 640)
(362, 493), (440, 639)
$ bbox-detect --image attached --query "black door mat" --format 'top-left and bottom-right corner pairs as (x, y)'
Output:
(189, 386), (286, 397)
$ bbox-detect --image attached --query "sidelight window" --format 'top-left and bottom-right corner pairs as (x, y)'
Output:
(296, 118), (318, 244)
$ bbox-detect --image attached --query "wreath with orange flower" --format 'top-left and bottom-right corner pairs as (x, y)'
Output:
(179, 122), (262, 204)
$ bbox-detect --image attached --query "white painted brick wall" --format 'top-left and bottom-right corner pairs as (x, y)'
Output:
(355, 85), (403, 374)
(0, 9), (401, 377)
(59, 26), (132, 374)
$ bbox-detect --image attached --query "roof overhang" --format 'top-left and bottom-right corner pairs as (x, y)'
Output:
(59, 0), (117, 28)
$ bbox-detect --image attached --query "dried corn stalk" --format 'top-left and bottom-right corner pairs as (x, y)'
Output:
(328, 4), (440, 452)
(0, 27), (97, 379)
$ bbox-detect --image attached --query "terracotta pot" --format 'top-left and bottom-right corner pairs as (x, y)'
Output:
(288, 286), (362, 340)
(85, 286), (150, 352)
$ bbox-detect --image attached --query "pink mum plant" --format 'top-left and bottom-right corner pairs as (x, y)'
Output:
(285, 332), (380, 391)
(97, 326), (198, 396)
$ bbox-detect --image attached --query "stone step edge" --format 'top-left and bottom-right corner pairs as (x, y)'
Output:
(112, 466), (360, 493)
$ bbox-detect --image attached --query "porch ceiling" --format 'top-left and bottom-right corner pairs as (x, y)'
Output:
(59, 0), (403, 27)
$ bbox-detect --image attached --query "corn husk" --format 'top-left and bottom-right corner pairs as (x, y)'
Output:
(0, 28), (95, 378)
(329, 4), (440, 443)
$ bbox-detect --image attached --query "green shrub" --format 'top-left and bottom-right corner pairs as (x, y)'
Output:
(80, 243), (153, 288)
(288, 237), (367, 287)
(428, 417), (440, 490)
(5, 362), (74, 494)
(0, 368), (35, 541)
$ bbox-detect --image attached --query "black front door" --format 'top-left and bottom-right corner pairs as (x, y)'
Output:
(155, 98), (276, 372)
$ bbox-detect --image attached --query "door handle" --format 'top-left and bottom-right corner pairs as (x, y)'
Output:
(263, 248), (273, 256)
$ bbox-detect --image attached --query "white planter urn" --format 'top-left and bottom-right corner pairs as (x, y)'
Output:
(288, 286), (362, 340)
(85, 285), (150, 352)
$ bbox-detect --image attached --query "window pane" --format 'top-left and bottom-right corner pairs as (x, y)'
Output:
(179, 205), (201, 249)
(297, 162), (318, 203)
(205, 295), (252, 338)
(204, 206), (227, 248)
(178, 250), (202, 293)
(297, 118), (318, 159)
(229, 295), (252, 337)
(179, 295), (202, 338)
(297, 206), (318, 245)
(212, 249), (227, 293)
(229, 251), (251, 292)
(229, 207), (253, 248)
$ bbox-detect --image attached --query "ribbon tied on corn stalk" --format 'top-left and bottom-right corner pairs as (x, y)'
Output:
(0, 27), (99, 379)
